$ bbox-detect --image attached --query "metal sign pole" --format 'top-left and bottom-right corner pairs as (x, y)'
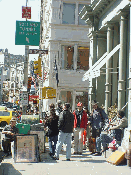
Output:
(22, 0), (29, 115)
(38, 0), (44, 119)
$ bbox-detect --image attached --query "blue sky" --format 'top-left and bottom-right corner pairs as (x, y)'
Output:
(0, 0), (40, 61)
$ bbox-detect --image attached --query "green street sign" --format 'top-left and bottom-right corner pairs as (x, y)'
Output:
(15, 21), (40, 46)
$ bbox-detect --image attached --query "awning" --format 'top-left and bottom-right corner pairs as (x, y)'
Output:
(82, 44), (120, 81)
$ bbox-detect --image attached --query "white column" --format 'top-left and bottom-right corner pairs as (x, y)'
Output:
(88, 31), (97, 112)
(57, 89), (61, 102)
(72, 89), (76, 112)
(118, 12), (128, 111)
(74, 44), (78, 70)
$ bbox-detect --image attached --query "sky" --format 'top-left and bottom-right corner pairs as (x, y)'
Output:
(0, 0), (41, 61)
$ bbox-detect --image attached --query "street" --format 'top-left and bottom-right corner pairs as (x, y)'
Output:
(0, 143), (131, 175)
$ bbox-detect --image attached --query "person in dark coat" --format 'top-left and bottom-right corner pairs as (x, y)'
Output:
(53, 103), (74, 161)
(89, 100), (108, 139)
(44, 103), (59, 157)
(2, 118), (19, 156)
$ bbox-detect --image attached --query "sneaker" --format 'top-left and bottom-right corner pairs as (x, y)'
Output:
(78, 152), (82, 155)
(49, 152), (53, 157)
(66, 159), (70, 161)
(73, 152), (78, 155)
(52, 156), (59, 160)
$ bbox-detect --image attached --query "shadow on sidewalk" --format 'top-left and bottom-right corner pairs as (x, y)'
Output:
(79, 159), (106, 163)
(0, 163), (22, 175)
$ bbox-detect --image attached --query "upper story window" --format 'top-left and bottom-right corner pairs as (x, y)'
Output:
(77, 46), (89, 71)
(61, 46), (74, 70)
(78, 4), (86, 25)
(62, 3), (75, 24)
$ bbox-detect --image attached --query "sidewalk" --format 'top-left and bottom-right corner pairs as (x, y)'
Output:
(0, 143), (131, 175)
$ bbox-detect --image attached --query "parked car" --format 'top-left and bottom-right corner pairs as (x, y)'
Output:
(0, 110), (17, 127)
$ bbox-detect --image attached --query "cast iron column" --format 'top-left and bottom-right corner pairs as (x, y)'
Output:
(118, 11), (127, 111)
(105, 23), (113, 113)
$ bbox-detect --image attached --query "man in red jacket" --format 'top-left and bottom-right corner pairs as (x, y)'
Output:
(73, 102), (87, 155)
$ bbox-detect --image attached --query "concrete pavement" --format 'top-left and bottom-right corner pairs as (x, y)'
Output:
(0, 143), (131, 175)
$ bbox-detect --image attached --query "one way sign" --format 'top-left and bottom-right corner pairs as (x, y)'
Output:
(29, 49), (48, 54)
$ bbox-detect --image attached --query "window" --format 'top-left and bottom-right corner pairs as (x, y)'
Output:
(12, 112), (17, 116)
(0, 111), (10, 116)
(78, 4), (86, 25)
(77, 46), (89, 70)
(61, 46), (74, 70)
(62, 3), (75, 24)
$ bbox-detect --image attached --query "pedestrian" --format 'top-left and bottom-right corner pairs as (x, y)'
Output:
(73, 102), (87, 155)
(2, 117), (19, 156)
(83, 106), (90, 149)
(44, 103), (59, 157)
(95, 110), (128, 156)
(31, 106), (33, 114)
(56, 100), (63, 116)
(53, 103), (74, 161)
(89, 100), (108, 139)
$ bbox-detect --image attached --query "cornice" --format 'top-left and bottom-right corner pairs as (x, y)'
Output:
(117, 9), (129, 19)
(50, 23), (89, 30)
(79, 0), (117, 27)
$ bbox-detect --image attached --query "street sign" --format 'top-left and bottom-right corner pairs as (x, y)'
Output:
(22, 6), (31, 19)
(19, 92), (28, 105)
(15, 21), (40, 46)
(29, 49), (48, 54)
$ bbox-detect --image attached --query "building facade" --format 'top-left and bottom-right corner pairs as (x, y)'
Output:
(42, 0), (91, 111)
(80, 0), (131, 151)
(8, 63), (24, 103)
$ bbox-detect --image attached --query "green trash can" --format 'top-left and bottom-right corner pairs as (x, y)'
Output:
(16, 123), (30, 134)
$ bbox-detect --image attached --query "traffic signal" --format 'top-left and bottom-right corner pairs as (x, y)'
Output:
(34, 57), (42, 77)
(28, 77), (32, 90)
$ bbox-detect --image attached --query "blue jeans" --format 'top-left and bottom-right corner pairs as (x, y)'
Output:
(49, 135), (58, 155)
(96, 133), (113, 152)
(55, 131), (72, 159)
